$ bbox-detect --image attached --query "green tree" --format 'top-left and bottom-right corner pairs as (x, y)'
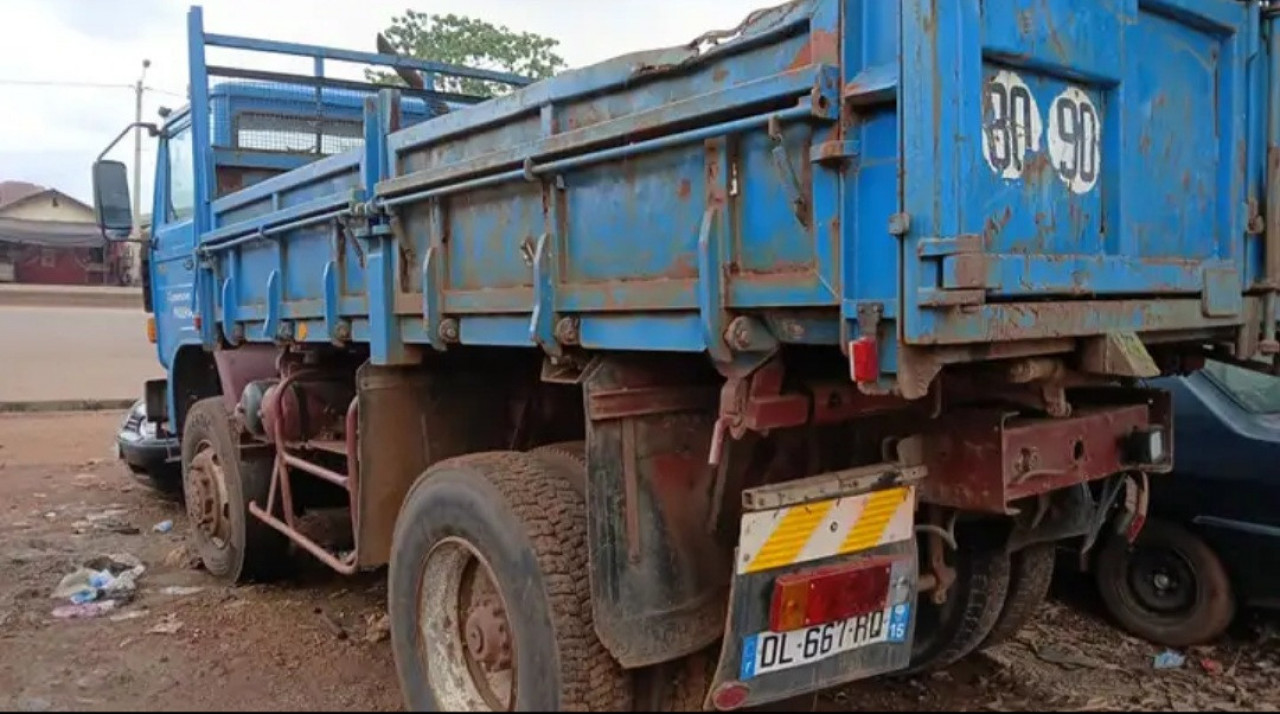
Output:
(367, 11), (566, 98)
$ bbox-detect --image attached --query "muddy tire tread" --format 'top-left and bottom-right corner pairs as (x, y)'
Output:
(408, 450), (630, 711)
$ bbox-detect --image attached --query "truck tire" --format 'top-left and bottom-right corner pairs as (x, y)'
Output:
(388, 451), (632, 711)
(903, 533), (1011, 675)
(526, 442), (717, 711)
(1095, 518), (1235, 647)
(528, 441), (588, 496)
(980, 542), (1056, 648)
(180, 396), (288, 584)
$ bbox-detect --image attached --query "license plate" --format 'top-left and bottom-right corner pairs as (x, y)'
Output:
(739, 603), (911, 680)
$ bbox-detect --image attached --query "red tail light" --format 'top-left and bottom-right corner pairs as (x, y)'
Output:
(769, 560), (891, 632)
(849, 337), (879, 383)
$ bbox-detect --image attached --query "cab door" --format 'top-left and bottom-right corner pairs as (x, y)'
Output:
(149, 113), (200, 430)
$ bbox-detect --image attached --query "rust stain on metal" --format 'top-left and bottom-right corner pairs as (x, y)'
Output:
(984, 206), (1013, 243)
(772, 24), (839, 72)
(677, 178), (692, 200)
(621, 417), (642, 564)
(950, 253), (988, 290)
(920, 396), (1170, 514)
(588, 385), (719, 420)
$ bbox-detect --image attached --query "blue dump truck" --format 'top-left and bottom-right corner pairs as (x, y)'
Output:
(90, 0), (1276, 709)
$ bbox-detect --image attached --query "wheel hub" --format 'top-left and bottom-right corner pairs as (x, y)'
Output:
(1129, 547), (1195, 614)
(186, 446), (230, 546)
(464, 595), (513, 673)
(418, 537), (517, 711)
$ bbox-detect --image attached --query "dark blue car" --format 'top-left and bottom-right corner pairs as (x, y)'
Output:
(1094, 359), (1280, 646)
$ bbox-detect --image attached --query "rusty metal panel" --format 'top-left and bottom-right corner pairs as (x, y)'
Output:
(900, 0), (1255, 345)
(920, 394), (1172, 514)
(354, 363), (511, 569)
(583, 355), (732, 667)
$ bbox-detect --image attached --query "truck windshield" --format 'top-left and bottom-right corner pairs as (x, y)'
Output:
(1203, 360), (1280, 415)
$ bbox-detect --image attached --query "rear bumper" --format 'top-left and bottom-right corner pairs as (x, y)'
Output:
(920, 388), (1173, 514)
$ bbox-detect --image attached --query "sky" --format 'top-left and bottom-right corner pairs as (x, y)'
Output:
(0, 0), (771, 207)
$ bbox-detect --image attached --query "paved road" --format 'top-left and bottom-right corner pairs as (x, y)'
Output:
(0, 305), (161, 402)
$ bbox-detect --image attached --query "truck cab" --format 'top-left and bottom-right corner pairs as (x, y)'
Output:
(137, 81), (456, 434)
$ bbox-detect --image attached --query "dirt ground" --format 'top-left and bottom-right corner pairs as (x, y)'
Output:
(1, 410), (1277, 712)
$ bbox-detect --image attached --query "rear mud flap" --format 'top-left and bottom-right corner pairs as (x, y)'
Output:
(704, 541), (917, 710)
(702, 478), (922, 710)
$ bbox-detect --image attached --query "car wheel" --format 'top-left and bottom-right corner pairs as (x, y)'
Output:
(1095, 518), (1235, 647)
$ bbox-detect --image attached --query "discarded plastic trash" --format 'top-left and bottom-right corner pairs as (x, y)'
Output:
(159, 586), (204, 597)
(152, 520), (174, 534)
(89, 571), (115, 589)
(51, 601), (118, 620)
(1200, 657), (1224, 675)
(51, 554), (146, 606)
(109, 610), (147, 623)
(51, 569), (99, 601)
(1154, 650), (1186, 669)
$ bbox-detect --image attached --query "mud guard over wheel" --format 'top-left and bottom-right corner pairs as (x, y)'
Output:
(581, 355), (732, 668)
(904, 530), (1011, 674)
(530, 443), (719, 711)
(388, 451), (631, 711)
(180, 396), (288, 584)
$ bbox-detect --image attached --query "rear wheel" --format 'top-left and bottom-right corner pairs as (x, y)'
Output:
(1095, 518), (1235, 647)
(528, 441), (588, 496)
(527, 441), (718, 711)
(904, 531), (1011, 674)
(388, 451), (631, 711)
(180, 397), (287, 584)
(981, 542), (1056, 648)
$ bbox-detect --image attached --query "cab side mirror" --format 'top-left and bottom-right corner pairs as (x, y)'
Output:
(92, 159), (133, 241)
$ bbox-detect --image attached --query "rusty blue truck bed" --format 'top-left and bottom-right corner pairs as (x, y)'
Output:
(165, 0), (1273, 400)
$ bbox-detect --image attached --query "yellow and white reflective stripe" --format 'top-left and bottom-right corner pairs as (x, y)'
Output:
(736, 486), (915, 574)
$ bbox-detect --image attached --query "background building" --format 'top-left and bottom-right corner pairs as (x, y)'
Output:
(0, 180), (131, 286)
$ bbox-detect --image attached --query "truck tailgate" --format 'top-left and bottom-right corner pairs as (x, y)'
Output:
(900, 0), (1255, 345)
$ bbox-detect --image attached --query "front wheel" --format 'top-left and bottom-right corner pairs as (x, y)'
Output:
(180, 397), (287, 584)
(388, 451), (631, 711)
(1095, 518), (1235, 647)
